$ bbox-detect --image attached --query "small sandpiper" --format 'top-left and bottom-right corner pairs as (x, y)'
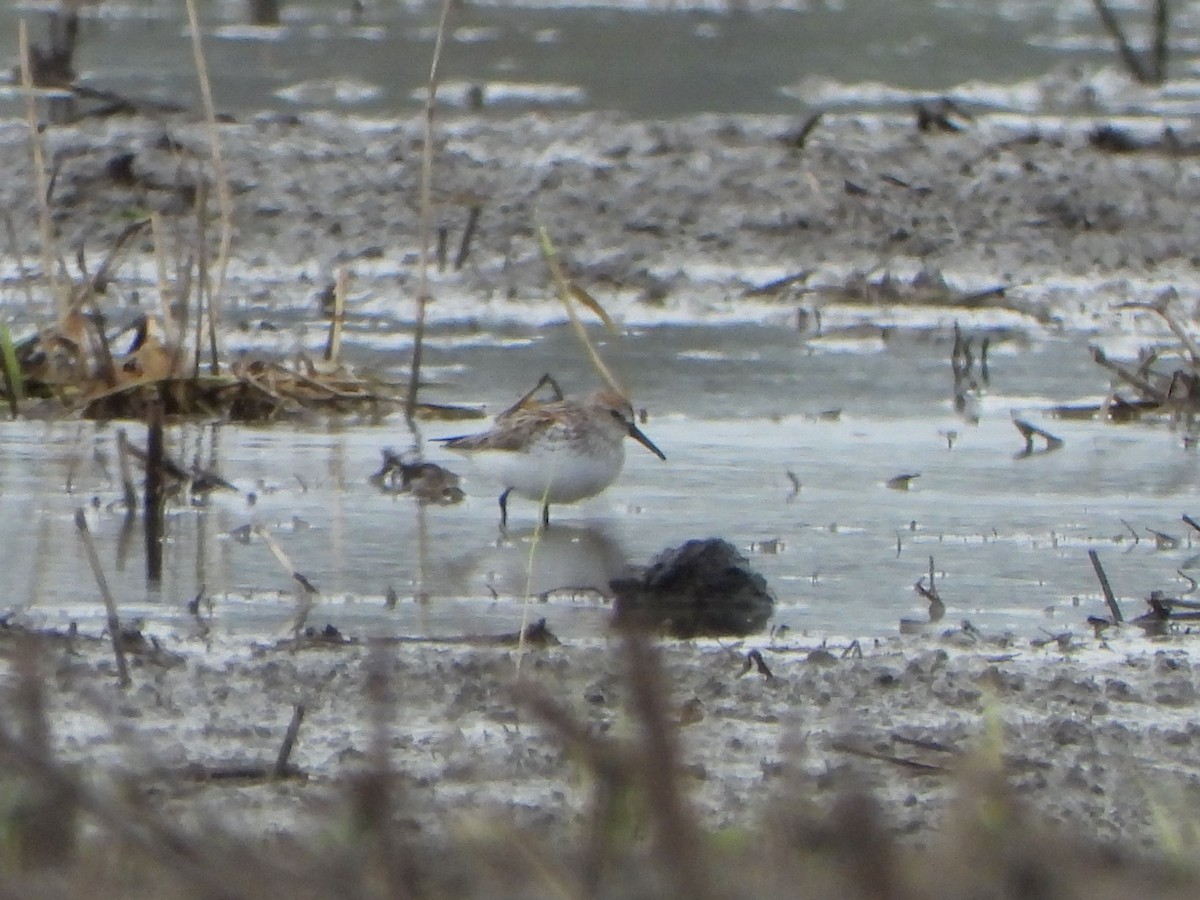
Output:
(438, 388), (666, 528)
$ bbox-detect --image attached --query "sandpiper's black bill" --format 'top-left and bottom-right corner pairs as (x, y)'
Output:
(628, 423), (666, 460)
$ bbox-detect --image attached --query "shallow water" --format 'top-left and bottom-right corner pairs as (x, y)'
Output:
(4, 0), (1196, 118)
(5, 321), (1198, 642)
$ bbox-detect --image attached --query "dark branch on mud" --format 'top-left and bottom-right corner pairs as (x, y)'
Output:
(1088, 549), (1124, 624)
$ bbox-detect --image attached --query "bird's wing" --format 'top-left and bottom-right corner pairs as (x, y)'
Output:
(436, 403), (563, 452)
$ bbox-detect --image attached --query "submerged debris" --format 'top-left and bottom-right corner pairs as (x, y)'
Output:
(886, 473), (920, 491)
(611, 538), (775, 638)
(370, 448), (464, 505)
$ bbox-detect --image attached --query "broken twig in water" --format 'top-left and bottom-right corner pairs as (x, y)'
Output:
(254, 525), (320, 638)
(1088, 548), (1124, 623)
(886, 473), (920, 491)
(913, 555), (946, 623)
(74, 509), (131, 687)
(1089, 346), (1166, 402)
(739, 649), (774, 680)
(1012, 417), (1063, 457)
(785, 470), (801, 502)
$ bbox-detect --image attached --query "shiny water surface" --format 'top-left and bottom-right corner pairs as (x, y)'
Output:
(3, 323), (1196, 642)
(2, 0), (1189, 118)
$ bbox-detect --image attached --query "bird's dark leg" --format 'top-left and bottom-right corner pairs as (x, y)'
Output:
(541, 502), (550, 528)
(499, 488), (511, 529)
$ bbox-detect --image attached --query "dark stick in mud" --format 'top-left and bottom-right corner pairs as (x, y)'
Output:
(782, 111), (823, 150)
(274, 704), (306, 777)
(1088, 549), (1124, 623)
(453, 203), (481, 271)
(74, 509), (132, 687)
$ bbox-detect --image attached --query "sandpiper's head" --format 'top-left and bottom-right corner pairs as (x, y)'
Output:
(589, 390), (666, 461)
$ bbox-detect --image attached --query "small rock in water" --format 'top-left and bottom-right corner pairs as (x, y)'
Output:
(610, 538), (774, 638)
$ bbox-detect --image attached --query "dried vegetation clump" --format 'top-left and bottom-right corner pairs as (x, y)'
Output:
(1, 272), (476, 423)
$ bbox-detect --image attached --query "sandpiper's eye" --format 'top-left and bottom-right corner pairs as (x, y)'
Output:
(610, 409), (623, 419)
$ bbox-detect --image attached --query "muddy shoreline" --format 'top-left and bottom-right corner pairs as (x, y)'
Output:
(6, 105), (1200, 873)
(15, 623), (1200, 859)
(4, 107), (1198, 330)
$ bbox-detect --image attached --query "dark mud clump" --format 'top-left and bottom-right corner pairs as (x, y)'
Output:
(611, 537), (774, 637)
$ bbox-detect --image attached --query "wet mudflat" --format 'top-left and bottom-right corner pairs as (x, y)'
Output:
(6, 100), (1200, 890)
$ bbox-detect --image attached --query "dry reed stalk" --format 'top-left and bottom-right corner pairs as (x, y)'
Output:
(253, 524), (319, 639)
(357, 643), (419, 899)
(405, 0), (455, 424)
(326, 266), (348, 364)
(17, 20), (66, 323)
(0, 322), (22, 418)
(622, 634), (713, 900)
(184, 0), (231, 374)
(0, 713), (316, 897)
(73, 509), (132, 688)
(3, 212), (42, 314)
(149, 212), (179, 359)
(192, 180), (209, 379)
(514, 474), (557, 672)
(539, 226), (624, 396)
(8, 642), (78, 870)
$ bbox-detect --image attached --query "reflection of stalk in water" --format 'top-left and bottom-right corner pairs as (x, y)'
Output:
(415, 500), (430, 610)
(328, 437), (347, 599)
(515, 460), (555, 672)
(114, 427), (139, 571)
(144, 400), (165, 583)
(194, 424), (226, 600)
